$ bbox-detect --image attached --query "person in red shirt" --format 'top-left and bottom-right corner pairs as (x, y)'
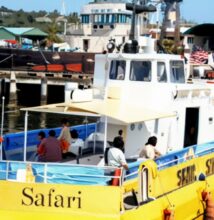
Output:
(37, 131), (46, 161)
(38, 130), (62, 162)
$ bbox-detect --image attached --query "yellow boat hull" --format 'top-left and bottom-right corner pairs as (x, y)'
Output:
(1, 151), (214, 219)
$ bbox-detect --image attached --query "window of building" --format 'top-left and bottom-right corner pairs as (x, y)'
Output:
(94, 15), (98, 23)
(106, 14), (109, 23)
(81, 15), (89, 24)
(130, 61), (151, 81)
(170, 61), (185, 83)
(83, 39), (89, 52)
(109, 60), (126, 80)
(187, 37), (194, 44)
(157, 62), (167, 82)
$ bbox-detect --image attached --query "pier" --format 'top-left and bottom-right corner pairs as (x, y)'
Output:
(0, 70), (93, 106)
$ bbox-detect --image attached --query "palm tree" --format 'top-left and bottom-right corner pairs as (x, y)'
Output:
(46, 22), (62, 46)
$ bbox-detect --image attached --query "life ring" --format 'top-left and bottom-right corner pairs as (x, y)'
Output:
(111, 168), (121, 186)
(202, 191), (214, 219)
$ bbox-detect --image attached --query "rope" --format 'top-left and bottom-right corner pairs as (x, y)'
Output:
(157, 173), (173, 207)
(0, 54), (13, 64)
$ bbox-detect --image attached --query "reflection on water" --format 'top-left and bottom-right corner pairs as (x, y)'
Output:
(1, 106), (97, 134)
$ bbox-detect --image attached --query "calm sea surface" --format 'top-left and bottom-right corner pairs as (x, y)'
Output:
(0, 83), (96, 134)
(1, 106), (97, 134)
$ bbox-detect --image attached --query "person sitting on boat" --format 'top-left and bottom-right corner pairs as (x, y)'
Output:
(105, 136), (128, 170)
(36, 131), (46, 161)
(68, 129), (84, 156)
(139, 136), (162, 160)
(58, 118), (71, 157)
(38, 130), (62, 162)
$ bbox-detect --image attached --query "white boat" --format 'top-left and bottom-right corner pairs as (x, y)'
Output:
(1, 2), (214, 219)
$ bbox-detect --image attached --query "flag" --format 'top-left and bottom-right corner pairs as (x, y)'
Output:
(189, 45), (208, 65)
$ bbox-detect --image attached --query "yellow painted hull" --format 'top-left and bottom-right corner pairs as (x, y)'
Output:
(0, 178), (211, 219)
(1, 151), (214, 219)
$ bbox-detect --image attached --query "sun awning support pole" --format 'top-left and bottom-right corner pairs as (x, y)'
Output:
(0, 96), (5, 161)
(23, 111), (28, 162)
(103, 116), (108, 152)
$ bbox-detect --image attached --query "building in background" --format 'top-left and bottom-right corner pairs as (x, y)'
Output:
(0, 27), (48, 48)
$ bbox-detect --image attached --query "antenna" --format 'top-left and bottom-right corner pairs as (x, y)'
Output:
(61, 0), (66, 16)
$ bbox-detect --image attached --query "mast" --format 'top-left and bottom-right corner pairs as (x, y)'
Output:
(160, 0), (182, 47)
(126, 0), (156, 41)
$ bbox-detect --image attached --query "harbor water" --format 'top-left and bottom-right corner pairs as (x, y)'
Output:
(0, 81), (97, 134)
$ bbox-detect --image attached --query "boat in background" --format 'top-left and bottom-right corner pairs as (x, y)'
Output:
(0, 48), (95, 74)
(31, 63), (82, 73)
(65, 63), (82, 72)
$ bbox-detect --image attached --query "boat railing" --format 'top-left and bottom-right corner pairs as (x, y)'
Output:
(2, 123), (97, 161)
(0, 161), (123, 186)
(156, 142), (214, 170)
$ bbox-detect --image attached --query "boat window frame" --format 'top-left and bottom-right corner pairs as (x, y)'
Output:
(157, 61), (167, 83)
(169, 60), (185, 84)
(129, 60), (152, 82)
(109, 60), (126, 80)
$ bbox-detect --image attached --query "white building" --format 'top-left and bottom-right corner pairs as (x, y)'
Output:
(64, 0), (133, 52)
(62, 0), (152, 53)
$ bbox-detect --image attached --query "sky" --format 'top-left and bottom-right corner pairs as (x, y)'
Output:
(0, 0), (214, 24)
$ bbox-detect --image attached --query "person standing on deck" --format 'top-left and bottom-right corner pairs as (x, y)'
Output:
(58, 118), (72, 157)
(106, 136), (128, 170)
(116, 129), (124, 152)
(39, 130), (62, 162)
(139, 136), (162, 160)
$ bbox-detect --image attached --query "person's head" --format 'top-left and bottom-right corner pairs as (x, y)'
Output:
(48, 130), (56, 137)
(190, 126), (195, 135)
(118, 129), (123, 136)
(70, 129), (79, 139)
(113, 136), (124, 150)
(38, 131), (45, 140)
(146, 136), (157, 147)
(61, 118), (69, 126)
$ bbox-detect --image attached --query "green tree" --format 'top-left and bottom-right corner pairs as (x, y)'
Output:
(46, 22), (62, 45)
(67, 12), (79, 23)
(27, 15), (34, 23)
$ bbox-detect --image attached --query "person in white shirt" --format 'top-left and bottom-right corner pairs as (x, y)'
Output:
(68, 129), (84, 156)
(106, 137), (128, 170)
(139, 136), (162, 160)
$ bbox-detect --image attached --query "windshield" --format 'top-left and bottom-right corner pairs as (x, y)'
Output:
(130, 61), (151, 82)
(170, 61), (185, 83)
(109, 60), (126, 80)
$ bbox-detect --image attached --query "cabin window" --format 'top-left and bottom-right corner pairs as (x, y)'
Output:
(170, 61), (185, 83)
(109, 60), (126, 80)
(157, 62), (167, 83)
(130, 61), (151, 81)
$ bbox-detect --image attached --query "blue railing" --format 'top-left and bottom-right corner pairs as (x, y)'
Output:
(0, 161), (120, 186)
(2, 123), (96, 161)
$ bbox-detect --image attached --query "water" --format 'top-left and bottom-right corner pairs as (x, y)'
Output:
(1, 106), (98, 135)
(0, 83), (97, 134)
